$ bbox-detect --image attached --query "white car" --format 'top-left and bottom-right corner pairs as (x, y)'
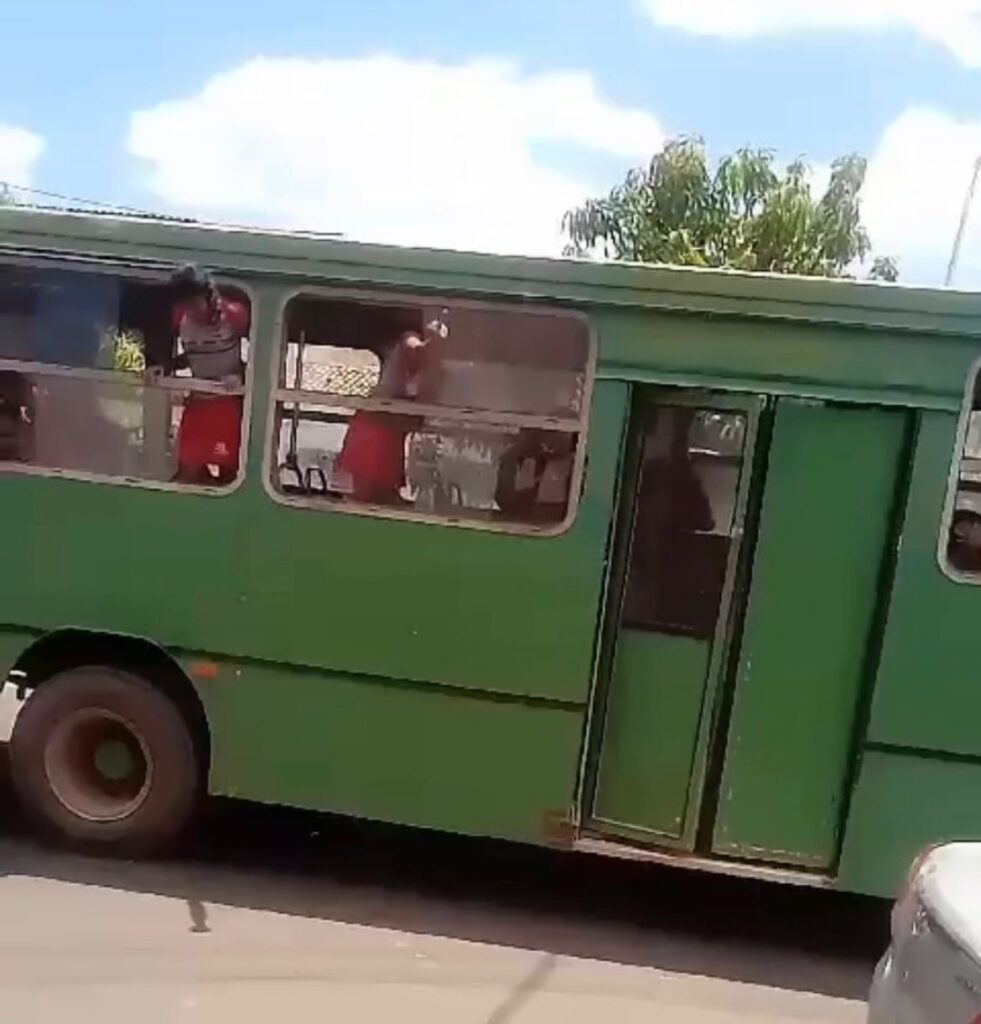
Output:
(870, 844), (981, 1023)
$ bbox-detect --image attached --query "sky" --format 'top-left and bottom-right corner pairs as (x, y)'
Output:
(5, 0), (981, 284)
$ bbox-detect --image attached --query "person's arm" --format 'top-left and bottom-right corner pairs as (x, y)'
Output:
(222, 298), (250, 337)
(222, 298), (249, 387)
(147, 305), (187, 381)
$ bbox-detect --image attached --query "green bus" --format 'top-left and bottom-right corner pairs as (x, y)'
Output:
(1, 206), (980, 897)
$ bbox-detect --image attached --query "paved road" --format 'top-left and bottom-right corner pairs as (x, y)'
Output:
(0, 688), (882, 1022)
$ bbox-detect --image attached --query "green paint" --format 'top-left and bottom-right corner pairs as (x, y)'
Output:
(198, 663), (583, 842)
(867, 412), (981, 757)
(241, 380), (626, 704)
(714, 401), (906, 867)
(592, 631), (710, 838)
(4, 209), (981, 894)
(3, 208), (981, 409)
(0, 376), (627, 708)
(840, 750), (981, 897)
(599, 311), (970, 411)
(5, 207), (981, 344)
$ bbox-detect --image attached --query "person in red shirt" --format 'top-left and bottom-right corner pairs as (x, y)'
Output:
(336, 325), (437, 505)
(165, 266), (250, 485)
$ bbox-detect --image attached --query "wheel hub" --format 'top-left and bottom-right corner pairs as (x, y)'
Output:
(44, 708), (153, 822)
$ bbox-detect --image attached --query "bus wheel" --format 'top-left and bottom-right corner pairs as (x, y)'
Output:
(9, 666), (200, 856)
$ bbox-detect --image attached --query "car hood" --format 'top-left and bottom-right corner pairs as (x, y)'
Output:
(918, 844), (981, 960)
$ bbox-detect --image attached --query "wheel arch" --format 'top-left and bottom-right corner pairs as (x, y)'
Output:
(9, 628), (211, 777)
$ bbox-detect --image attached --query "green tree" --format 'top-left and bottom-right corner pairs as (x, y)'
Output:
(563, 136), (896, 281)
(98, 329), (146, 374)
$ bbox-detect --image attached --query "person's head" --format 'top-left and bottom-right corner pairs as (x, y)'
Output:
(377, 330), (430, 399)
(953, 510), (981, 548)
(171, 264), (219, 323)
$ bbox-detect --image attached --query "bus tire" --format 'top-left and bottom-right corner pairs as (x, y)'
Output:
(9, 666), (199, 857)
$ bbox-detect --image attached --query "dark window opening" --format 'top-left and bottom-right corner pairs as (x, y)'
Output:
(947, 366), (981, 575)
(621, 405), (747, 639)
(0, 261), (251, 488)
(272, 294), (590, 531)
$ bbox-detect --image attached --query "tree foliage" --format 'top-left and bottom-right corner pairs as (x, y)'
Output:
(563, 136), (896, 280)
(99, 330), (146, 374)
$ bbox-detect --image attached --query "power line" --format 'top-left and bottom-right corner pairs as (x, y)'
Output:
(0, 180), (165, 218)
(0, 180), (344, 239)
(946, 155), (981, 288)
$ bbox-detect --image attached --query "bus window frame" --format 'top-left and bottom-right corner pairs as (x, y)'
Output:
(0, 251), (256, 498)
(263, 285), (597, 537)
(938, 352), (981, 583)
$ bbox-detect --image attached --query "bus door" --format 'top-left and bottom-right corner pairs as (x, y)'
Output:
(588, 391), (908, 869)
(587, 391), (758, 848)
(709, 399), (907, 869)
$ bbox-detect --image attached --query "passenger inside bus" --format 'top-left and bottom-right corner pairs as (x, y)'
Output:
(622, 407), (726, 640)
(947, 384), (981, 573)
(273, 294), (586, 525)
(949, 510), (981, 572)
(0, 370), (33, 462)
(162, 266), (249, 486)
(494, 429), (574, 524)
(336, 324), (438, 504)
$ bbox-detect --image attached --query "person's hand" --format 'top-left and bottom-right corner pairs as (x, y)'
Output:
(222, 374), (242, 392)
(424, 319), (449, 342)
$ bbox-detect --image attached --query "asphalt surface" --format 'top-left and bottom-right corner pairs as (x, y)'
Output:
(0, 689), (884, 1022)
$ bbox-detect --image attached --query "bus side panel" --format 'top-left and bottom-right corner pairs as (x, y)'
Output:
(839, 750), (981, 897)
(600, 309), (971, 410)
(239, 379), (629, 705)
(0, 474), (252, 648)
(592, 630), (710, 839)
(865, 411), (981, 757)
(837, 411), (981, 896)
(713, 400), (906, 867)
(0, 385), (628, 708)
(196, 663), (583, 843)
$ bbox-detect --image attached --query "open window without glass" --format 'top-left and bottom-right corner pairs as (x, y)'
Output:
(0, 261), (250, 489)
(946, 366), (981, 575)
(270, 294), (591, 531)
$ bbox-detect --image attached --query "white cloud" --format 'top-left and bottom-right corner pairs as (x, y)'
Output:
(128, 55), (664, 256)
(861, 107), (981, 284)
(641, 1), (981, 67)
(0, 124), (44, 188)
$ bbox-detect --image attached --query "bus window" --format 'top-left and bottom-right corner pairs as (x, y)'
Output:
(0, 261), (251, 489)
(622, 405), (747, 639)
(269, 293), (591, 532)
(946, 365), (981, 574)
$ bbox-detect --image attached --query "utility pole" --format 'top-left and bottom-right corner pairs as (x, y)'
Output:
(946, 155), (981, 287)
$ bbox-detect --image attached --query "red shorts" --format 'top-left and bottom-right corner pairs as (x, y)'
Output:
(336, 412), (407, 498)
(178, 394), (243, 471)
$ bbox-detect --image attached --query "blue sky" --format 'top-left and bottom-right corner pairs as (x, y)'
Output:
(4, 0), (981, 283)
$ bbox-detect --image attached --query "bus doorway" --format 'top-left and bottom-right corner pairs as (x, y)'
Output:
(586, 391), (758, 850)
(586, 391), (908, 871)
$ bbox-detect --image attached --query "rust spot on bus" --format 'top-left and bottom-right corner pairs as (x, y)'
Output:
(541, 811), (576, 846)
(189, 660), (220, 680)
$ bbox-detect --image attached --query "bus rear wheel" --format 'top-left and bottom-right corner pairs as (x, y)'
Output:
(10, 666), (200, 856)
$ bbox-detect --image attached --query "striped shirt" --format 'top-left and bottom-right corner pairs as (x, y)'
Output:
(177, 300), (248, 382)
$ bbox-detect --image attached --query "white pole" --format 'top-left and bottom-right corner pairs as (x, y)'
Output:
(946, 155), (981, 287)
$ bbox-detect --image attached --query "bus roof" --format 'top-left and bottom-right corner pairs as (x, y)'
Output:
(2, 205), (980, 340)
